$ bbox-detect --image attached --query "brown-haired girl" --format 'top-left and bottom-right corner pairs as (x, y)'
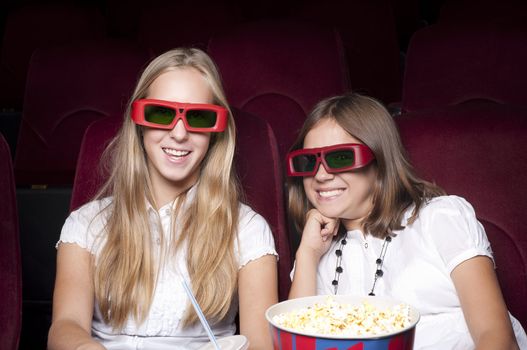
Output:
(287, 92), (526, 349)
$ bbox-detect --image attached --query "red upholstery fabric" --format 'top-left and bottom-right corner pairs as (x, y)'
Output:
(207, 19), (350, 160)
(0, 133), (22, 349)
(0, 4), (106, 110)
(14, 40), (152, 186)
(137, 2), (243, 54)
(296, 0), (402, 104)
(105, 0), (245, 38)
(402, 19), (527, 113)
(396, 103), (527, 327)
(234, 109), (291, 299)
(71, 109), (292, 300)
(70, 118), (121, 211)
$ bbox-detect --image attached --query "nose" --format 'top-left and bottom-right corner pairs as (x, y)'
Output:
(314, 162), (334, 181)
(168, 118), (189, 141)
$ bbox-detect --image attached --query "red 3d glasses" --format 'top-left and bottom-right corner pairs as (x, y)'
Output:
(286, 143), (375, 176)
(131, 99), (228, 132)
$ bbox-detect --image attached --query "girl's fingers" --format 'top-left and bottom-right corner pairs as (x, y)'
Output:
(320, 222), (339, 242)
(303, 209), (339, 246)
(320, 230), (331, 242)
(322, 218), (339, 236)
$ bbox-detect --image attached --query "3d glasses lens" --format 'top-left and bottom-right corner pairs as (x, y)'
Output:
(325, 150), (355, 169)
(145, 105), (176, 125)
(292, 154), (317, 172)
(186, 109), (218, 128)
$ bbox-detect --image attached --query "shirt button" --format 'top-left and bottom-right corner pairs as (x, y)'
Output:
(364, 242), (368, 249)
(165, 208), (171, 216)
(156, 238), (161, 245)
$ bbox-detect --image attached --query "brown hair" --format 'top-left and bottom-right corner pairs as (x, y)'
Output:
(288, 92), (445, 238)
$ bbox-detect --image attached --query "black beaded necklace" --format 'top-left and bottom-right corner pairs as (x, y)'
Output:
(332, 235), (393, 296)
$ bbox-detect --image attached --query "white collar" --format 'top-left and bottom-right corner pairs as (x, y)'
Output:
(146, 183), (198, 215)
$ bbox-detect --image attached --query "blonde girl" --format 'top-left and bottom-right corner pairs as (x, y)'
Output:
(48, 48), (278, 350)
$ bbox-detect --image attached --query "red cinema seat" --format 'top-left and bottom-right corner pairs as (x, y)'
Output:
(137, 2), (243, 54)
(207, 19), (350, 160)
(402, 19), (527, 113)
(14, 40), (152, 186)
(397, 103), (527, 326)
(296, 0), (403, 104)
(0, 4), (106, 111)
(0, 133), (22, 350)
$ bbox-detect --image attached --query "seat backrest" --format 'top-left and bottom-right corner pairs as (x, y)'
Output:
(296, 0), (402, 104)
(207, 19), (350, 160)
(14, 39), (152, 186)
(0, 133), (22, 350)
(0, 4), (106, 110)
(396, 103), (527, 326)
(234, 109), (291, 299)
(402, 19), (527, 113)
(71, 109), (292, 299)
(136, 2), (243, 54)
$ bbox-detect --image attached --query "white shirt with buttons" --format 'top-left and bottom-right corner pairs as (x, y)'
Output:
(57, 186), (278, 349)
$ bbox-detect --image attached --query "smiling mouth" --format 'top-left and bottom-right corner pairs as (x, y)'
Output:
(318, 189), (344, 198)
(163, 148), (190, 157)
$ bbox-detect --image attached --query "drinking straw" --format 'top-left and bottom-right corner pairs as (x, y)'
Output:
(180, 277), (221, 350)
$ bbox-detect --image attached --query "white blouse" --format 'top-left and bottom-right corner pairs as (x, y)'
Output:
(304, 195), (526, 349)
(57, 188), (278, 350)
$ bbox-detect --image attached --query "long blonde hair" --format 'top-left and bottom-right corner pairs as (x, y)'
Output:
(93, 48), (241, 328)
(288, 92), (445, 238)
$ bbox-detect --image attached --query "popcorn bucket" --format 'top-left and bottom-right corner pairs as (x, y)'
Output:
(265, 295), (420, 350)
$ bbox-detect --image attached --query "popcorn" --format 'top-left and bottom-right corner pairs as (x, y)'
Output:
(271, 297), (411, 336)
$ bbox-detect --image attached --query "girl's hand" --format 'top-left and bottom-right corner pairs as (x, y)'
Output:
(298, 209), (339, 259)
(289, 209), (339, 298)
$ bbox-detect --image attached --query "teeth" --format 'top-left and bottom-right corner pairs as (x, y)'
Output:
(163, 148), (190, 157)
(319, 189), (343, 198)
